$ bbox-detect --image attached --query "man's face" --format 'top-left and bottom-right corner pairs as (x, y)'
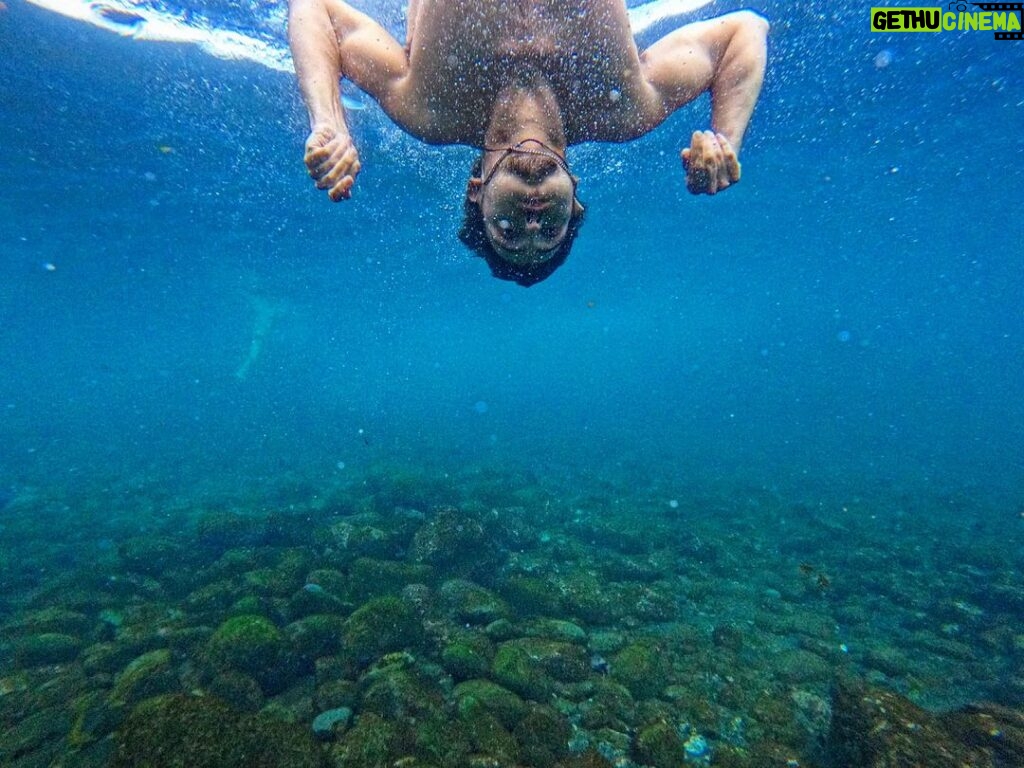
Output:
(475, 146), (578, 266)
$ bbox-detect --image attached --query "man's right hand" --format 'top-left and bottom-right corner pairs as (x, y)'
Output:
(681, 130), (740, 196)
(304, 123), (361, 201)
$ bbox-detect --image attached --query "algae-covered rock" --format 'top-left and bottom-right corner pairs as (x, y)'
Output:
(208, 671), (265, 712)
(772, 648), (832, 684)
(439, 579), (511, 625)
(577, 678), (636, 731)
(634, 720), (686, 768)
(454, 679), (529, 729)
(522, 617), (588, 643)
(407, 713), (473, 767)
(458, 699), (519, 763)
(940, 701), (1024, 766)
(314, 677), (360, 712)
(409, 506), (502, 579)
(330, 712), (404, 768)
(119, 536), (183, 577)
(619, 582), (679, 622)
(611, 640), (670, 700)
(186, 579), (244, 614)
(441, 632), (495, 680)
(69, 690), (126, 750)
(14, 632), (83, 667)
(111, 693), (328, 767)
(0, 704), (73, 765)
(4, 607), (92, 638)
(492, 637), (589, 700)
(349, 557), (435, 601)
(207, 614), (285, 676)
(343, 596), (423, 664)
(286, 614), (346, 660)
(825, 677), (990, 767)
(110, 648), (179, 704)
(554, 749), (616, 768)
(513, 705), (572, 766)
(243, 566), (303, 599)
(491, 640), (555, 701)
(326, 521), (396, 561)
(560, 571), (620, 625)
(502, 575), (565, 616)
(360, 655), (446, 720)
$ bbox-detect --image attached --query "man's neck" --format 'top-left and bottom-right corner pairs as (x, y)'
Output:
(482, 71), (566, 154)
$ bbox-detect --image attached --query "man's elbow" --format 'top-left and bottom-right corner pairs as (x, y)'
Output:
(731, 9), (770, 38)
(724, 10), (768, 71)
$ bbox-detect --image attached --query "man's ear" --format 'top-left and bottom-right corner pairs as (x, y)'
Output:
(466, 178), (483, 204)
(572, 197), (585, 216)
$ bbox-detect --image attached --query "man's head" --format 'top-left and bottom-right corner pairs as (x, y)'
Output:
(459, 140), (585, 287)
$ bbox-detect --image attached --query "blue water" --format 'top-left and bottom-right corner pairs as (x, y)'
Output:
(3, 0), (1019, 496)
(1, 0), (1023, 757)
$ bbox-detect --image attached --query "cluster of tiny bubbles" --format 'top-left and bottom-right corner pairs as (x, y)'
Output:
(874, 49), (894, 69)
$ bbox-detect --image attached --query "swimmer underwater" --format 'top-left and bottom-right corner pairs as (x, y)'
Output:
(288, 0), (768, 286)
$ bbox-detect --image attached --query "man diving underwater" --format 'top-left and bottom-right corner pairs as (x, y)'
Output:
(288, 0), (768, 285)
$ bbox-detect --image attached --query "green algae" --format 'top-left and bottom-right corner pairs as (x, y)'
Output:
(611, 640), (670, 699)
(634, 720), (687, 768)
(454, 679), (530, 729)
(343, 596), (423, 664)
(13, 633), (83, 667)
(206, 614), (285, 675)
(110, 648), (178, 704)
(111, 694), (327, 768)
(441, 632), (495, 680)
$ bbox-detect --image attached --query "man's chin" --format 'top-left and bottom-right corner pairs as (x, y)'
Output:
(493, 249), (557, 268)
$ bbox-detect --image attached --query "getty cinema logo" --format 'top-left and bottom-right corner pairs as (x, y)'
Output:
(871, 2), (1023, 38)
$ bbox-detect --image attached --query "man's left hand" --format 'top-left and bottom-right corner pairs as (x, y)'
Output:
(681, 130), (741, 195)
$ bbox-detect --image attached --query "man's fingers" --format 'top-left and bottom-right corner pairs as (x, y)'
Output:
(308, 139), (350, 177)
(316, 151), (361, 191)
(687, 130), (705, 167)
(683, 130), (741, 195)
(310, 145), (347, 180)
(328, 176), (355, 201)
(725, 154), (741, 182)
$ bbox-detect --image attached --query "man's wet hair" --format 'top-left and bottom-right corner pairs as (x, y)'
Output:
(458, 156), (586, 287)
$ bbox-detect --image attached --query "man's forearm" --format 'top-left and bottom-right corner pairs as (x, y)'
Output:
(709, 11), (768, 153)
(288, 0), (347, 131)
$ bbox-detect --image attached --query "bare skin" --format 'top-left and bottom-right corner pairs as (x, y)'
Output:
(288, 0), (768, 259)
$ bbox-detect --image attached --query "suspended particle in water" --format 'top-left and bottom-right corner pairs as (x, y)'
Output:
(874, 49), (893, 69)
(473, 400), (489, 414)
(336, 460), (346, 470)
(43, 262), (56, 272)
(668, 499), (679, 509)
(608, 88), (621, 103)
(836, 330), (852, 343)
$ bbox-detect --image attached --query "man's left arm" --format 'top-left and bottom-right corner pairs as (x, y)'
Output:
(640, 10), (769, 195)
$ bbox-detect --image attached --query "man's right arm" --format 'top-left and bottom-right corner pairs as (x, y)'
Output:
(288, 0), (409, 200)
(640, 11), (769, 195)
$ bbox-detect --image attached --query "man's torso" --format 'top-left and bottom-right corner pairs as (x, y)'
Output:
(399, 0), (660, 144)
